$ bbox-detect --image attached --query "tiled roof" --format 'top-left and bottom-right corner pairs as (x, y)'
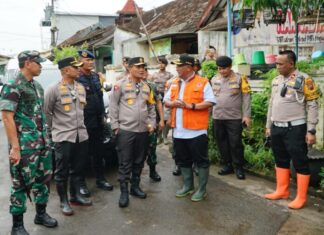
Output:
(121, 0), (209, 35)
(118, 0), (137, 14)
(59, 24), (115, 48)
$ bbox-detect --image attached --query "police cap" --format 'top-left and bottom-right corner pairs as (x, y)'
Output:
(18, 50), (46, 63)
(128, 57), (145, 66)
(171, 54), (194, 66)
(78, 50), (95, 59)
(122, 57), (130, 63)
(216, 56), (232, 67)
(58, 57), (83, 69)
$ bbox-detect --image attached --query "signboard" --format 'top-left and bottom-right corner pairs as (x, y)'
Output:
(150, 38), (171, 57)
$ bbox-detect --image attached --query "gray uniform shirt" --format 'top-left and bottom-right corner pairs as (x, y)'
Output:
(109, 77), (156, 132)
(266, 70), (319, 130)
(44, 80), (88, 143)
(152, 70), (174, 94)
(211, 71), (251, 120)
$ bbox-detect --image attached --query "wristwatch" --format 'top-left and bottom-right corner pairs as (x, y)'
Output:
(308, 129), (316, 135)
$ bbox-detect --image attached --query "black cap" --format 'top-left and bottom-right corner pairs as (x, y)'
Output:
(78, 50), (95, 59)
(128, 57), (145, 66)
(171, 54), (194, 66)
(18, 50), (46, 63)
(58, 57), (83, 69)
(158, 57), (168, 65)
(216, 56), (232, 67)
(122, 57), (130, 63)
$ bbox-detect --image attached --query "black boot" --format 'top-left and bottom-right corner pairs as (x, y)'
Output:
(119, 182), (129, 208)
(218, 164), (234, 175)
(235, 167), (246, 180)
(11, 214), (29, 235)
(79, 178), (91, 197)
(56, 182), (73, 216)
(172, 165), (181, 176)
(130, 176), (147, 199)
(34, 204), (58, 228)
(96, 178), (114, 191)
(70, 177), (92, 206)
(149, 165), (161, 182)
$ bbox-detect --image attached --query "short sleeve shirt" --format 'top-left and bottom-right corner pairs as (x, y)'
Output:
(0, 72), (48, 150)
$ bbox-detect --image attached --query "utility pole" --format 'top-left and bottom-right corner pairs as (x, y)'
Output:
(226, 0), (232, 57)
(50, 0), (58, 47)
(134, 1), (159, 63)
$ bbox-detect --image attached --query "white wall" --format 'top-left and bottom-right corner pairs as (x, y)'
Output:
(113, 28), (139, 66)
(55, 15), (99, 44)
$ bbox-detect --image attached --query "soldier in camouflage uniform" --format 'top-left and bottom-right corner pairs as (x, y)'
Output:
(0, 51), (57, 235)
(144, 65), (164, 182)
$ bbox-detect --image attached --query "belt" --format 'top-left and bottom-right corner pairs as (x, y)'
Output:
(273, 119), (306, 127)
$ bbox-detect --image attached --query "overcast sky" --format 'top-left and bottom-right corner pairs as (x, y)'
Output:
(0, 0), (173, 55)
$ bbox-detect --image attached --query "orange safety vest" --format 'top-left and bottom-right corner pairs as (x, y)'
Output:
(170, 75), (209, 130)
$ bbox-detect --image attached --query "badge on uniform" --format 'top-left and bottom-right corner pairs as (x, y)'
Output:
(64, 105), (70, 112)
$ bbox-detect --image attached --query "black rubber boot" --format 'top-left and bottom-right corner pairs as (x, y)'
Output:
(11, 214), (29, 235)
(56, 182), (73, 216)
(96, 178), (114, 191)
(70, 177), (92, 206)
(218, 164), (234, 175)
(130, 176), (147, 199)
(119, 182), (129, 208)
(79, 178), (91, 197)
(149, 165), (161, 182)
(34, 204), (58, 228)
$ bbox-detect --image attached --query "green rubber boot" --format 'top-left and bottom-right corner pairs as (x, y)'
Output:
(191, 167), (209, 202)
(176, 167), (194, 197)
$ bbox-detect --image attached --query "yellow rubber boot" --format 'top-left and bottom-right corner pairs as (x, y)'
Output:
(264, 167), (290, 200)
(288, 174), (310, 209)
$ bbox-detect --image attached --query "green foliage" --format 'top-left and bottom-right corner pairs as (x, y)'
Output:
(320, 167), (324, 189)
(201, 60), (218, 80)
(53, 46), (78, 64)
(208, 118), (221, 164)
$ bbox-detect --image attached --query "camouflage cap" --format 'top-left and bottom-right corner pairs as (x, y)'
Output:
(18, 50), (46, 63)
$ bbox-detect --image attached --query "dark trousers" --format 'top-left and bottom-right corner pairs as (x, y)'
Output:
(54, 139), (88, 183)
(271, 124), (309, 174)
(213, 119), (244, 167)
(116, 130), (149, 182)
(88, 127), (105, 179)
(173, 134), (209, 168)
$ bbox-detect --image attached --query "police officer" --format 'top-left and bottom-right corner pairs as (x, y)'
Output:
(164, 54), (216, 202)
(143, 65), (164, 182)
(109, 57), (156, 208)
(264, 50), (319, 209)
(115, 56), (130, 81)
(211, 56), (251, 180)
(0, 51), (57, 235)
(77, 50), (113, 194)
(45, 57), (92, 215)
(152, 57), (174, 144)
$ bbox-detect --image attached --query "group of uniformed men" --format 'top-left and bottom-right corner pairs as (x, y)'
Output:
(0, 48), (319, 234)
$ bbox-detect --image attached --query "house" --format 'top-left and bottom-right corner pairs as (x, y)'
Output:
(0, 54), (11, 76)
(52, 11), (116, 45)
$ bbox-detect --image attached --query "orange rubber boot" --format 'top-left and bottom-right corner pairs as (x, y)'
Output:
(288, 174), (310, 209)
(264, 167), (290, 200)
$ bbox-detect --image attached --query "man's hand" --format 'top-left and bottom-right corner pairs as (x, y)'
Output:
(159, 120), (165, 130)
(306, 133), (316, 146)
(172, 99), (185, 108)
(114, 128), (119, 136)
(148, 126), (155, 134)
(242, 117), (251, 128)
(9, 147), (21, 166)
(265, 128), (271, 137)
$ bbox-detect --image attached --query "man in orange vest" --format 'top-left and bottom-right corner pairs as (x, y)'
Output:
(164, 54), (216, 202)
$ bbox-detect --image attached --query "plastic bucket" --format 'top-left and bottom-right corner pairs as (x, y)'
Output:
(233, 53), (247, 65)
(265, 54), (277, 64)
(252, 51), (265, 65)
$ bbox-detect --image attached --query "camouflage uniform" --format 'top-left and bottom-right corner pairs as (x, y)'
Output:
(146, 80), (162, 167)
(0, 72), (52, 215)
